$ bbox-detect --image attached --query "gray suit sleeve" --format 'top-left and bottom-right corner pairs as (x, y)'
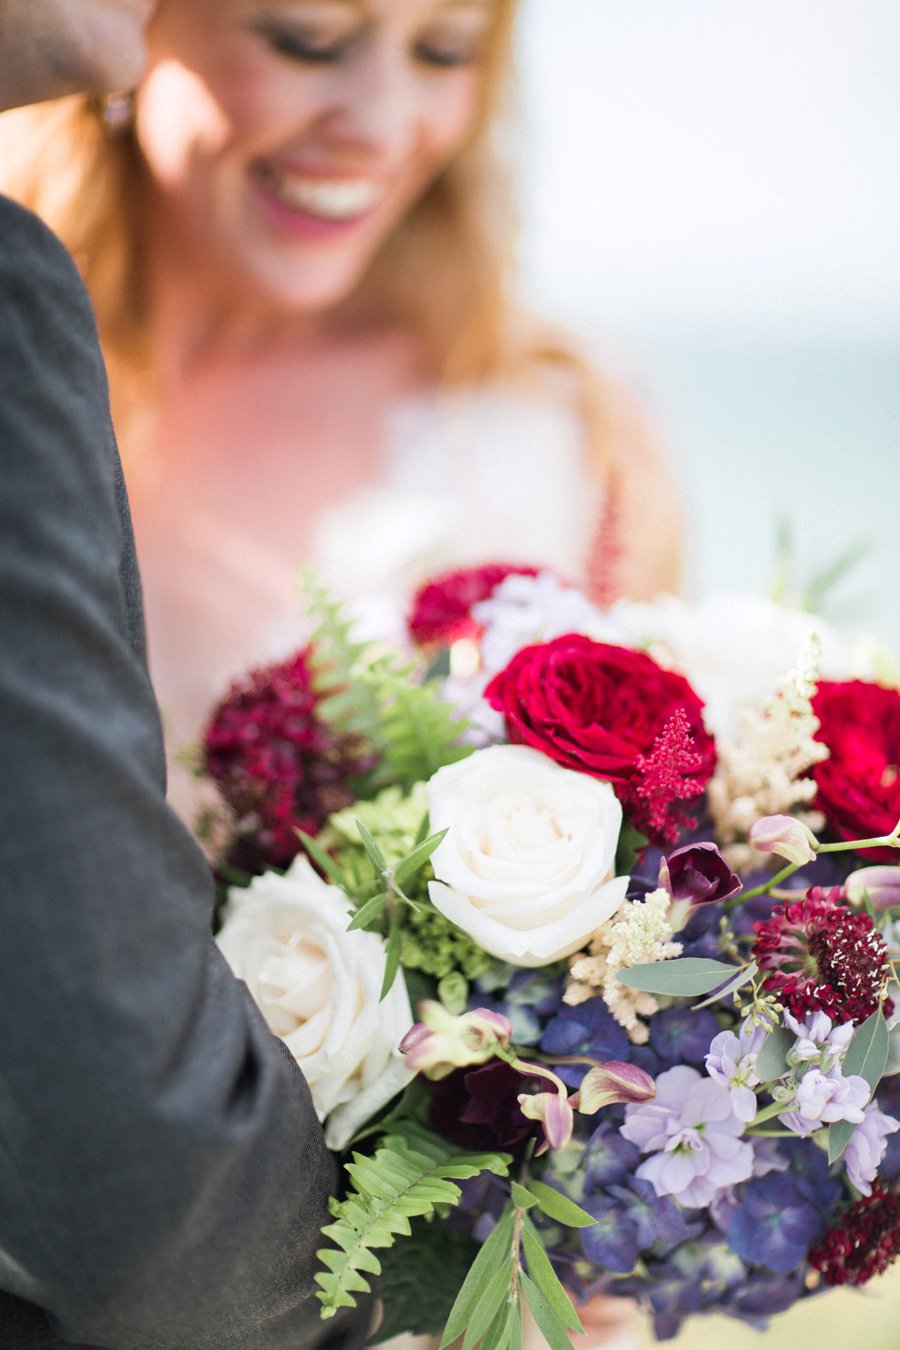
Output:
(0, 200), (367, 1350)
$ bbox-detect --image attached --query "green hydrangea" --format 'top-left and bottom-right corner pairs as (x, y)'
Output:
(322, 783), (491, 985)
(323, 783), (431, 899)
(400, 902), (493, 982)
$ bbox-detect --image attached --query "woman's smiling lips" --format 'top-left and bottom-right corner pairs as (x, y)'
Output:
(250, 162), (390, 238)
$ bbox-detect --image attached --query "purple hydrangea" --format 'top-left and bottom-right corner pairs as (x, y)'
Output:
(580, 1178), (696, 1273)
(621, 1066), (755, 1208)
(726, 1173), (828, 1274)
(539, 997), (630, 1089)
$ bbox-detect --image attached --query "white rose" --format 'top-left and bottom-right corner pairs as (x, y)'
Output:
(427, 745), (628, 967)
(217, 856), (414, 1150)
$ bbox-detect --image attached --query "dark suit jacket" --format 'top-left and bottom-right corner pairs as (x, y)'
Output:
(0, 196), (368, 1349)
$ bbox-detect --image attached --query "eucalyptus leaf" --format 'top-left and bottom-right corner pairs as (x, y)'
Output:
(528, 1179), (595, 1229)
(828, 1117), (855, 1166)
(843, 1009), (889, 1092)
(616, 957), (743, 997)
(754, 1025), (796, 1082)
(693, 960), (758, 1009)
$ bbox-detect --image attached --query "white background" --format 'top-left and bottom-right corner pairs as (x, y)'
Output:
(514, 0), (900, 644)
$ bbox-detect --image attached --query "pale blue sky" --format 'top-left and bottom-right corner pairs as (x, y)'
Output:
(516, 0), (900, 338)
(514, 2), (900, 645)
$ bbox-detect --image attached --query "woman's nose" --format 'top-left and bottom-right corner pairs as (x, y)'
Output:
(316, 42), (422, 159)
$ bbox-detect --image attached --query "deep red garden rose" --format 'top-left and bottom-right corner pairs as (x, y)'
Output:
(484, 635), (716, 827)
(812, 679), (900, 861)
(407, 562), (539, 649)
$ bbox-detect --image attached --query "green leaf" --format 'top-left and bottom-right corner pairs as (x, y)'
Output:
(440, 1209), (515, 1347)
(520, 1218), (582, 1333)
(754, 1025), (796, 1081)
(479, 1300), (515, 1350)
(616, 957), (743, 997)
(509, 1181), (539, 1210)
(393, 829), (448, 888)
(380, 922), (403, 1000)
(346, 890), (390, 932)
(355, 818), (388, 873)
(520, 1272), (572, 1350)
(295, 829), (349, 888)
(693, 960), (758, 1009)
(461, 1261), (514, 1350)
(528, 1179), (595, 1229)
(616, 821), (650, 875)
(844, 1009), (889, 1092)
(827, 1117), (855, 1166)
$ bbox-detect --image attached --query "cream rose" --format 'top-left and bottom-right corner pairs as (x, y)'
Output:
(217, 856), (414, 1149)
(427, 744), (628, 967)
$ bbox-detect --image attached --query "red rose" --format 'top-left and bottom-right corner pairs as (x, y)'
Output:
(812, 679), (900, 860)
(408, 562), (539, 649)
(484, 634), (716, 816)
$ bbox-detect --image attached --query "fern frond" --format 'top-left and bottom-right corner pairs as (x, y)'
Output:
(315, 1132), (510, 1318)
(298, 569), (388, 740)
(360, 667), (473, 791)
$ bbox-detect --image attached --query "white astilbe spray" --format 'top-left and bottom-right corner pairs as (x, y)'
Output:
(565, 888), (682, 1044)
(708, 633), (829, 868)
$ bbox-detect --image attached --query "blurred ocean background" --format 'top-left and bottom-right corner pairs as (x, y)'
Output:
(515, 0), (900, 651)
(514, 3), (900, 1346)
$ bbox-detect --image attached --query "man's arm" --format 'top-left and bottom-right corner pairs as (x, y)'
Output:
(0, 197), (363, 1350)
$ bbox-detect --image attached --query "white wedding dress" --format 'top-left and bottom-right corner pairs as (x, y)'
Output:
(152, 385), (606, 819)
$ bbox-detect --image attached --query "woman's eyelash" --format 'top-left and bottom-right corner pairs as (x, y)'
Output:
(259, 27), (350, 63)
(416, 45), (479, 69)
(255, 25), (479, 70)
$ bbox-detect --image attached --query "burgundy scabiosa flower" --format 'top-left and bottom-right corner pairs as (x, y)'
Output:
(752, 887), (889, 1026)
(809, 1186), (900, 1286)
(203, 646), (376, 873)
(407, 563), (539, 650)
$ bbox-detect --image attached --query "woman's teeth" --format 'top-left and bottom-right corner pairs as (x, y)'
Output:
(261, 168), (385, 220)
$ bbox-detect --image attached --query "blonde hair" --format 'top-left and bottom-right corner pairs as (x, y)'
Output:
(0, 0), (612, 468)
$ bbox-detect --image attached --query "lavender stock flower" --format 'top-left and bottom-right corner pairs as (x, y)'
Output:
(845, 1102), (900, 1195)
(705, 1021), (767, 1122)
(621, 1066), (754, 1208)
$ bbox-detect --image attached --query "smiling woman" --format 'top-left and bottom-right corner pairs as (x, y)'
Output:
(0, 0), (680, 845)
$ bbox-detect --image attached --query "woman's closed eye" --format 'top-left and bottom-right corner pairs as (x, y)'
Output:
(254, 22), (356, 64)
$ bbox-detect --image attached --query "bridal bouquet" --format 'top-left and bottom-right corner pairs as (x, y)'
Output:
(199, 565), (900, 1344)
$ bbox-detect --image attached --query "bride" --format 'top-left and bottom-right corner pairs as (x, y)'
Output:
(0, 0), (680, 803)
